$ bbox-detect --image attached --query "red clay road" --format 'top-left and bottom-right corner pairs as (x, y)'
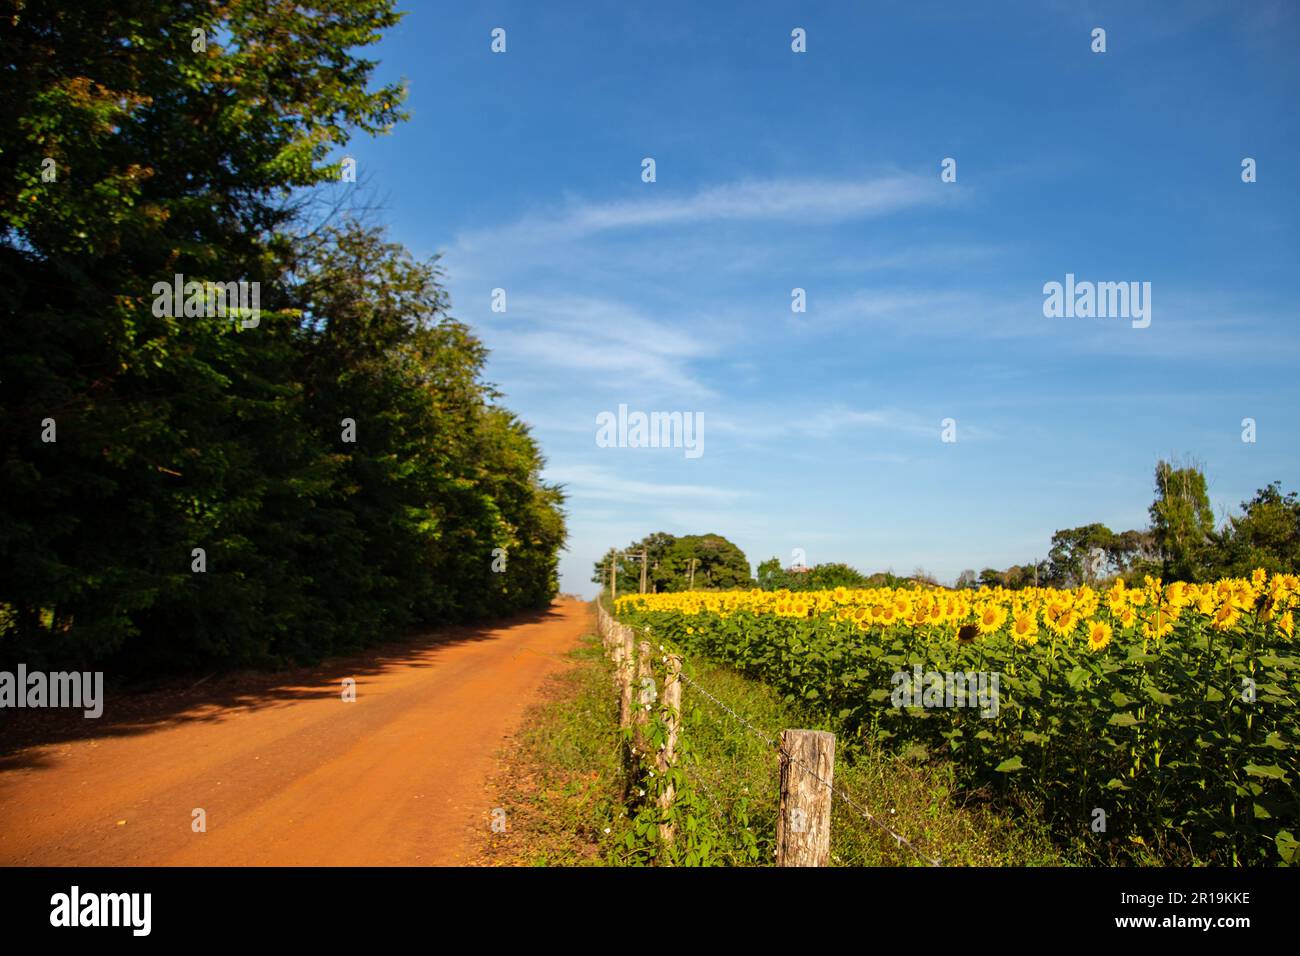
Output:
(0, 600), (589, 865)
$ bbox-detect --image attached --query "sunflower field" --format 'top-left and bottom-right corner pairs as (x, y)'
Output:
(614, 572), (1299, 864)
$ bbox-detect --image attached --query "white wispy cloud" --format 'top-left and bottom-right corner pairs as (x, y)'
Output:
(709, 404), (930, 441)
(453, 172), (954, 256)
(545, 463), (753, 505)
(478, 294), (721, 397)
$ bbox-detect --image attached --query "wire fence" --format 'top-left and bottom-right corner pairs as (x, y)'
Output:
(596, 595), (944, 867)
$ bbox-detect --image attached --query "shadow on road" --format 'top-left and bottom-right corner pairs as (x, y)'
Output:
(0, 600), (587, 772)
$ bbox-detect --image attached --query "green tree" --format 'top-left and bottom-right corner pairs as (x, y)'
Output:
(596, 532), (753, 593)
(1211, 483), (1300, 577)
(0, 2), (565, 672)
(1046, 523), (1115, 586)
(804, 562), (868, 589)
(673, 534), (752, 589)
(1149, 460), (1215, 581)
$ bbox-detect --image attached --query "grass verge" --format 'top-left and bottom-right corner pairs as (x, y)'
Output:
(476, 633), (625, 865)
(479, 617), (1066, 866)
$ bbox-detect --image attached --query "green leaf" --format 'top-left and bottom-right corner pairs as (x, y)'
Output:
(1276, 831), (1298, 864)
(1245, 764), (1289, 781)
(1143, 686), (1175, 706)
(995, 755), (1025, 772)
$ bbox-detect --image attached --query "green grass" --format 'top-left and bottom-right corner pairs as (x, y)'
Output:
(675, 656), (1064, 866)
(482, 623), (1067, 866)
(479, 633), (626, 865)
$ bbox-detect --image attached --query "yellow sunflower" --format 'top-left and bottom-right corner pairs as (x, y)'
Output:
(976, 603), (1008, 635)
(1086, 620), (1113, 651)
(1011, 611), (1038, 645)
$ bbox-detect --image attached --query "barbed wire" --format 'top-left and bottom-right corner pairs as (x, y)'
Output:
(678, 671), (779, 749)
(682, 670), (943, 866)
(597, 599), (944, 866)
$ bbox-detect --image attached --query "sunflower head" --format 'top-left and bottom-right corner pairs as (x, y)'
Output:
(1086, 620), (1113, 651)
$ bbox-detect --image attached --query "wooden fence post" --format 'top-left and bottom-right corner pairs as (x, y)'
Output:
(618, 627), (635, 729)
(609, 620), (624, 689)
(776, 729), (836, 867)
(633, 639), (653, 752)
(657, 653), (682, 847)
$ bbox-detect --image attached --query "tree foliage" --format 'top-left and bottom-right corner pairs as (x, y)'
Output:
(756, 558), (869, 592)
(1149, 459), (1215, 581)
(593, 532), (752, 594)
(0, 1), (565, 673)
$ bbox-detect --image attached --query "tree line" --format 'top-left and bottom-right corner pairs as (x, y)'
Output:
(593, 533), (753, 594)
(600, 459), (1297, 598)
(958, 460), (1299, 589)
(0, 1), (566, 674)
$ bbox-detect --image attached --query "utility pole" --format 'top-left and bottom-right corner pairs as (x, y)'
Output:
(610, 552), (618, 602)
(640, 547), (648, 595)
(688, 558), (699, 591)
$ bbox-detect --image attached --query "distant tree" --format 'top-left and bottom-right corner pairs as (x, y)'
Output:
(804, 562), (868, 589)
(955, 569), (978, 589)
(672, 534), (752, 590)
(910, 567), (938, 586)
(1150, 460), (1215, 581)
(591, 532), (676, 594)
(756, 556), (786, 590)
(1002, 565), (1032, 589)
(1211, 483), (1300, 577)
(756, 557), (868, 591)
(1046, 523), (1115, 587)
(864, 571), (909, 588)
(596, 532), (753, 593)
(1106, 529), (1158, 580)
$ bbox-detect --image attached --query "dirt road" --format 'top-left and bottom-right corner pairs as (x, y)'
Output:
(0, 600), (589, 866)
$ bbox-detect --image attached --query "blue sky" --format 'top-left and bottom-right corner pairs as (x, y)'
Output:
(340, 1), (1299, 596)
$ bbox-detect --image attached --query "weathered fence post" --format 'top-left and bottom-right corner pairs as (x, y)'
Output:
(618, 627), (635, 729)
(609, 620), (624, 690)
(776, 729), (836, 867)
(633, 639), (653, 752)
(657, 653), (682, 847)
